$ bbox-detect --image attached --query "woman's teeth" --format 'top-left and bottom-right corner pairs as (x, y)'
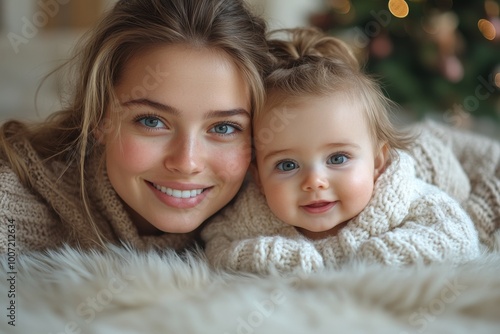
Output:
(153, 184), (203, 198)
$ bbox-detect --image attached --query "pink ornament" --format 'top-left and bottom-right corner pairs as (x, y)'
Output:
(441, 55), (464, 82)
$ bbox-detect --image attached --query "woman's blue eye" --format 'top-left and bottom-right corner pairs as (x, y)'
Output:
(276, 160), (298, 171)
(328, 154), (348, 165)
(210, 123), (237, 135)
(138, 116), (165, 128)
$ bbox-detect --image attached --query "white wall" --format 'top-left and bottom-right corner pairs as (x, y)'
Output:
(2, 1), (35, 33)
(1, 0), (318, 31)
(248, 0), (324, 30)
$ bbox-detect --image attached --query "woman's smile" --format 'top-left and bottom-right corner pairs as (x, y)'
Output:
(147, 181), (211, 209)
(151, 182), (206, 198)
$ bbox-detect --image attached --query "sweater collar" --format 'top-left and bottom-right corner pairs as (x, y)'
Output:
(340, 150), (417, 245)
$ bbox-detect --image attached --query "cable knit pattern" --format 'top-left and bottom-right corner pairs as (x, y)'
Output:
(0, 135), (196, 254)
(408, 128), (470, 202)
(202, 151), (480, 274)
(410, 120), (500, 249)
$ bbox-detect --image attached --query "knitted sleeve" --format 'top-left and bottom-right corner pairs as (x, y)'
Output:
(313, 236), (347, 270)
(414, 120), (500, 249)
(408, 125), (470, 202)
(0, 162), (66, 254)
(204, 234), (324, 275)
(201, 181), (324, 275)
(416, 120), (499, 178)
(356, 182), (481, 266)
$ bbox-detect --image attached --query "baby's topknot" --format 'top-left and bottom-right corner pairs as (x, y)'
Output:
(267, 27), (360, 72)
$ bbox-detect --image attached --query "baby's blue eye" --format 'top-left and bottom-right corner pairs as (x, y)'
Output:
(276, 160), (298, 171)
(210, 124), (236, 135)
(328, 154), (348, 165)
(138, 116), (165, 128)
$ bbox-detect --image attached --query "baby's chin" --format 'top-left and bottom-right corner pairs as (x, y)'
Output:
(294, 221), (349, 240)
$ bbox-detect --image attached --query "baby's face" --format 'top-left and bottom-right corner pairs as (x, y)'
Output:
(253, 93), (386, 237)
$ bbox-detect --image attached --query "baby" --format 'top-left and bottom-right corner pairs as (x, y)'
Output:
(201, 27), (480, 275)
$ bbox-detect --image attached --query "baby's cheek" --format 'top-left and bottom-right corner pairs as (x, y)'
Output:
(342, 173), (375, 206)
(262, 182), (292, 221)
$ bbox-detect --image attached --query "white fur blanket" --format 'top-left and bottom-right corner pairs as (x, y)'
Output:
(2, 245), (500, 334)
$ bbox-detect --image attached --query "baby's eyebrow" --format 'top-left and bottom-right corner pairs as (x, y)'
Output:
(324, 142), (361, 150)
(259, 142), (362, 162)
(260, 149), (292, 162)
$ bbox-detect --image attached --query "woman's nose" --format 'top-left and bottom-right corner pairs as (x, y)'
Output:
(301, 168), (330, 191)
(164, 134), (204, 174)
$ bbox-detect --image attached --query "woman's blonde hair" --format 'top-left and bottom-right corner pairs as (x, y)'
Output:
(0, 0), (270, 245)
(262, 27), (413, 152)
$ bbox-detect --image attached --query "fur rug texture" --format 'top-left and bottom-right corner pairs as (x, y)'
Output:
(2, 244), (500, 334)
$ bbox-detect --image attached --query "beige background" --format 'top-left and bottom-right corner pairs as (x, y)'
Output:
(0, 0), (325, 122)
(0, 0), (498, 139)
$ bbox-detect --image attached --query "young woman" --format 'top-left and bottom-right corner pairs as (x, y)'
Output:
(0, 0), (271, 253)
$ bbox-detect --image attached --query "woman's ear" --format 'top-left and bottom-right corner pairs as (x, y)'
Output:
(94, 116), (113, 145)
(374, 142), (390, 180)
(94, 126), (105, 144)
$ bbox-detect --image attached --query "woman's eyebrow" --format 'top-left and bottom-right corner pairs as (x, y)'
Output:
(204, 109), (250, 120)
(121, 98), (180, 116)
(120, 99), (249, 119)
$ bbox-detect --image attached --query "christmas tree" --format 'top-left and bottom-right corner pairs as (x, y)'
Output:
(310, 0), (500, 127)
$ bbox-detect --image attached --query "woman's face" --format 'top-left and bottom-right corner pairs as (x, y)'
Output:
(103, 44), (252, 234)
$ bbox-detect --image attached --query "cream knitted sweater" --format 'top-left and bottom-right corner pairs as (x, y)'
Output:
(0, 136), (196, 254)
(1, 120), (498, 257)
(202, 150), (481, 274)
(410, 121), (500, 249)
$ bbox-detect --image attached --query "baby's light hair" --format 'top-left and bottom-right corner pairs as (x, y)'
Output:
(261, 27), (414, 153)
